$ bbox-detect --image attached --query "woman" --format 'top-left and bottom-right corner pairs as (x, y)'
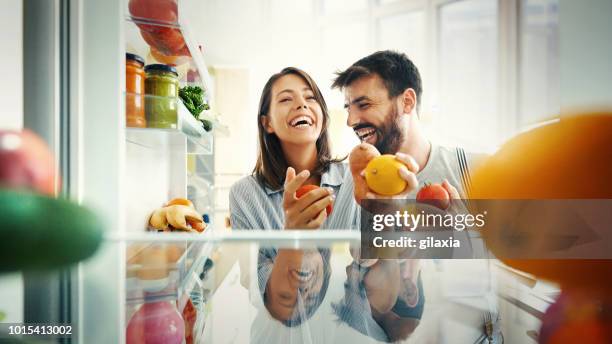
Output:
(229, 67), (358, 231)
(229, 67), (358, 329)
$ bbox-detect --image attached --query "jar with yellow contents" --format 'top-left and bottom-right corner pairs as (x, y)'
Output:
(144, 64), (179, 129)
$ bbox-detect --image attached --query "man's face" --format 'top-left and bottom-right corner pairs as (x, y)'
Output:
(343, 74), (405, 154)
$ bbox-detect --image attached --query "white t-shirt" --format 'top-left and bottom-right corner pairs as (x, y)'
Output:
(410, 143), (483, 199)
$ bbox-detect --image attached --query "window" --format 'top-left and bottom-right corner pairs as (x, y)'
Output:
(519, 0), (559, 126)
(323, 0), (368, 15)
(377, 10), (426, 68)
(436, 0), (499, 150)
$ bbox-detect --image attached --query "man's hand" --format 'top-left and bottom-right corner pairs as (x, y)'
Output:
(364, 152), (420, 200)
(283, 167), (333, 229)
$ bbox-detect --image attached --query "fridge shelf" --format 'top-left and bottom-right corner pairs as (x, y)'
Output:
(124, 12), (213, 101)
(126, 94), (213, 154)
(125, 229), (215, 305)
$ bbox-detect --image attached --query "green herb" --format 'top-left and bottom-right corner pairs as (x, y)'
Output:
(200, 119), (213, 132)
(179, 86), (210, 118)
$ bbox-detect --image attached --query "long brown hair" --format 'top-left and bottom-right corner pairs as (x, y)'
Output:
(253, 67), (342, 190)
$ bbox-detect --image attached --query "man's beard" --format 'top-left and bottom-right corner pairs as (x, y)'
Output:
(374, 107), (404, 154)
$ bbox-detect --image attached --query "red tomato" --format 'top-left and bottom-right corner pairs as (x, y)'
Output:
(296, 185), (333, 215)
(416, 183), (450, 210)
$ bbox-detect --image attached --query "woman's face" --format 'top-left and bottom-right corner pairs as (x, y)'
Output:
(263, 74), (324, 146)
(266, 249), (325, 322)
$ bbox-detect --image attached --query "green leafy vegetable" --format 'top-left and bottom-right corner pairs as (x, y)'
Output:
(200, 119), (212, 132)
(179, 86), (210, 118)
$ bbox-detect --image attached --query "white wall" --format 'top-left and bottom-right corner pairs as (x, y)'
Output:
(0, 0), (24, 324)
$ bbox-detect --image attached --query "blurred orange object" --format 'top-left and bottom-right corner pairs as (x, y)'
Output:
(470, 113), (612, 291)
(150, 46), (190, 66)
(0, 129), (60, 195)
(166, 198), (194, 208)
(126, 53), (146, 128)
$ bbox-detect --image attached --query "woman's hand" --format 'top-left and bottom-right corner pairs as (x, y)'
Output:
(283, 167), (333, 229)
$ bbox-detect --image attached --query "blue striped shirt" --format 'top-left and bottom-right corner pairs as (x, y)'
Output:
(229, 162), (360, 231)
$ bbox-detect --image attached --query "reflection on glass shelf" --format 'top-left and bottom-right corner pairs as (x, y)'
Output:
(126, 94), (213, 154)
(115, 234), (512, 343)
(125, 233), (215, 305)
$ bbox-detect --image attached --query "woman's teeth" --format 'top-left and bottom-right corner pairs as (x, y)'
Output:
(292, 269), (314, 282)
(290, 116), (313, 127)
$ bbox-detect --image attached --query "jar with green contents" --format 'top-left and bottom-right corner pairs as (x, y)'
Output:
(144, 64), (179, 129)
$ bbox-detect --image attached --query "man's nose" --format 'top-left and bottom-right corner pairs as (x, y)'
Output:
(346, 108), (359, 127)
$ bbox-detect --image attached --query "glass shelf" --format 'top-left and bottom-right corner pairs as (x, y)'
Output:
(125, 229), (216, 306)
(126, 94), (213, 154)
(124, 2), (230, 136)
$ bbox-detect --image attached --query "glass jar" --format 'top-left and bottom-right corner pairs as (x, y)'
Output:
(145, 64), (179, 129)
(126, 53), (146, 128)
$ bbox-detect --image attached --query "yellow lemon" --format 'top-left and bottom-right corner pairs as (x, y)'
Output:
(364, 155), (407, 196)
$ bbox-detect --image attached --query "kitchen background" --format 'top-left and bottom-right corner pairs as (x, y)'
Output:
(1, 0), (611, 342)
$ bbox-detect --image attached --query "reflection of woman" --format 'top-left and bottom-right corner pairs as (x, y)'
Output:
(333, 259), (424, 342)
(229, 67), (359, 326)
(258, 248), (331, 327)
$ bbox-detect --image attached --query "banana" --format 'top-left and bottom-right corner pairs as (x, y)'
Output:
(166, 205), (202, 230)
(148, 207), (169, 230)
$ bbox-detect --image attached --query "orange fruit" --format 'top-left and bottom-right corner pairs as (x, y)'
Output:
(470, 113), (612, 291)
(364, 155), (407, 196)
(166, 198), (194, 208)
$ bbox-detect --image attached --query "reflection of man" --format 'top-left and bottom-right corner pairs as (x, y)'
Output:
(332, 50), (499, 342)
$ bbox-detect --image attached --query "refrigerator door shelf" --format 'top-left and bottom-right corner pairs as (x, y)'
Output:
(126, 94), (213, 155)
(124, 230), (215, 305)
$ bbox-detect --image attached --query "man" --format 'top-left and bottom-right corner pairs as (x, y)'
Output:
(332, 50), (475, 200)
(332, 50), (500, 343)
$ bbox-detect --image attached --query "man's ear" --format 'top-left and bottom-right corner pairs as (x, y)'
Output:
(401, 88), (417, 115)
(261, 115), (274, 134)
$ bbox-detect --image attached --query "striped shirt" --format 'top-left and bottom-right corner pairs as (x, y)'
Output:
(229, 162), (360, 231)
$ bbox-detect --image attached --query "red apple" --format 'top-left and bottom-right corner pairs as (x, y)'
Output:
(0, 129), (58, 195)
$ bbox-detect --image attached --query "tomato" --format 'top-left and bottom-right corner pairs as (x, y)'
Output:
(416, 183), (450, 210)
(296, 185), (333, 215)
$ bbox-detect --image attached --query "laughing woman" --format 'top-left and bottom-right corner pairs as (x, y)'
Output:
(229, 67), (358, 328)
(229, 67), (358, 231)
